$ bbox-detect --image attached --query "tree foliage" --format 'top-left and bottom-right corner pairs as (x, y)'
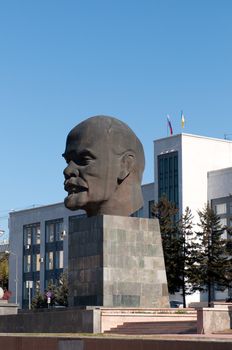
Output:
(0, 253), (9, 288)
(188, 204), (230, 306)
(152, 196), (181, 294)
(152, 198), (232, 307)
(32, 271), (68, 309)
(177, 206), (194, 307)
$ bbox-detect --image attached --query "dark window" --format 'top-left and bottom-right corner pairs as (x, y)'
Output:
(23, 223), (41, 308)
(158, 151), (179, 207)
(45, 219), (64, 287)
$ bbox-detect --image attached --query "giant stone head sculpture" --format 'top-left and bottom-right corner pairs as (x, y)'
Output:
(63, 115), (145, 217)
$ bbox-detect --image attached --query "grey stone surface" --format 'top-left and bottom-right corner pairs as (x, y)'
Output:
(0, 308), (101, 333)
(59, 340), (84, 350)
(68, 215), (169, 308)
(197, 307), (232, 334)
(0, 301), (18, 315)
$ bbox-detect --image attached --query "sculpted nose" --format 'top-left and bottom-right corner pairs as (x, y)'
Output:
(63, 161), (79, 179)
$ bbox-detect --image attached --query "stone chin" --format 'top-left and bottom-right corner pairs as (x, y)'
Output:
(64, 193), (87, 211)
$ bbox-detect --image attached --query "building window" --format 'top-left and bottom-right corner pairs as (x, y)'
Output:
(46, 219), (63, 242)
(23, 281), (28, 300)
(24, 223), (40, 247)
(46, 223), (55, 242)
(23, 223), (41, 308)
(33, 226), (41, 245)
(56, 221), (64, 241)
(46, 251), (54, 270)
(24, 227), (32, 246)
(45, 219), (64, 288)
(215, 203), (227, 215)
(55, 250), (64, 269)
(158, 151), (178, 207)
(34, 280), (40, 297)
(24, 255), (31, 273)
(32, 254), (41, 272)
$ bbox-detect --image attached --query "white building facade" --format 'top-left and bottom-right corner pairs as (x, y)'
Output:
(154, 133), (232, 220)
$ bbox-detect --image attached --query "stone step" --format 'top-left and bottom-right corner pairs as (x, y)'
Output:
(104, 320), (197, 335)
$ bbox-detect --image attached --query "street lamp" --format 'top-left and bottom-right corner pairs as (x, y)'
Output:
(5, 250), (18, 305)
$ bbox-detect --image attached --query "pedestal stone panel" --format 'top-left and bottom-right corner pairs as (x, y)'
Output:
(68, 215), (169, 308)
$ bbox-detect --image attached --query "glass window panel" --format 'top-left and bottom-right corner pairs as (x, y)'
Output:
(23, 281), (28, 300)
(32, 280), (40, 297)
(32, 254), (40, 272)
(35, 227), (40, 244)
(24, 255), (31, 273)
(56, 221), (64, 241)
(24, 227), (32, 246)
(56, 250), (64, 269)
(46, 220), (63, 242)
(46, 252), (54, 270)
(215, 203), (227, 215)
(35, 280), (40, 292)
(46, 223), (55, 242)
(158, 152), (178, 208)
(24, 223), (40, 246)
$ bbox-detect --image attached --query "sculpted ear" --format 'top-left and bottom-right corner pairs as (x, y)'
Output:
(118, 153), (135, 183)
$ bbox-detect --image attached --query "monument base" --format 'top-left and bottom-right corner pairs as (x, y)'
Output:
(0, 300), (18, 316)
(0, 307), (196, 333)
(68, 215), (169, 308)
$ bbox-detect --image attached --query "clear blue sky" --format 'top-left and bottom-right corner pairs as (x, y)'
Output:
(1, 0), (232, 236)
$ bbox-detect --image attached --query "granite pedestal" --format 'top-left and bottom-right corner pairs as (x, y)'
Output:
(0, 300), (18, 315)
(68, 215), (169, 308)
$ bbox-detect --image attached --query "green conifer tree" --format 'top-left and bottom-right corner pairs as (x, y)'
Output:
(189, 204), (229, 306)
(152, 196), (181, 294)
(177, 206), (194, 307)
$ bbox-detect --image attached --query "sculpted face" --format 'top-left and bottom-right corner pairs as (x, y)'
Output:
(63, 115), (145, 216)
(63, 120), (120, 215)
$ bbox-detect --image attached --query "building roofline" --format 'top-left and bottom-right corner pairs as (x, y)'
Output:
(9, 202), (64, 216)
(154, 133), (232, 143)
(208, 167), (232, 176)
(142, 182), (154, 187)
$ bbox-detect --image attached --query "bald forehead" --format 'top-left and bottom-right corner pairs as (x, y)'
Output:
(67, 116), (139, 151)
(67, 120), (108, 147)
(71, 116), (130, 138)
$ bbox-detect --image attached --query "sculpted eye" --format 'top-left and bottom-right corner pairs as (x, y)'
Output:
(79, 155), (93, 165)
(63, 150), (95, 166)
(77, 151), (96, 166)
